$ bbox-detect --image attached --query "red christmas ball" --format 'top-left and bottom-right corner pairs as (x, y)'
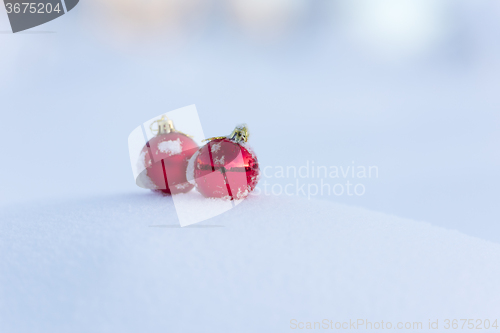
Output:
(141, 132), (198, 194)
(191, 133), (260, 200)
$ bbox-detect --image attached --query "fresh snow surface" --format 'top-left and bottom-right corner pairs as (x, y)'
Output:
(1, 193), (499, 333)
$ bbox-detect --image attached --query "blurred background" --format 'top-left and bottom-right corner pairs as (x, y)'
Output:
(0, 0), (499, 241)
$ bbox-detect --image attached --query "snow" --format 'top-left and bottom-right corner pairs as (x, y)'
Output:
(1, 2), (500, 331)
(157, 139), (183, 156)
(210, 142), (222, 153)
(185, 149), (200, 186)
(136, 150), (147, 172)
(213, 155), (225, 165)
(1, 193), (499, 333)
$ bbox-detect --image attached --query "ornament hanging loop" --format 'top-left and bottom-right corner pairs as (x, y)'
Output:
(203, 124), (249, 143)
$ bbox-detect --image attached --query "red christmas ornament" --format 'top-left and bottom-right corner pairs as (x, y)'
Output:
(191, 125), (260, 200)
(141, 116), (198, 194)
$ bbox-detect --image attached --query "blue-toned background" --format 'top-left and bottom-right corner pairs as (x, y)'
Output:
(1, 0), (499, 241)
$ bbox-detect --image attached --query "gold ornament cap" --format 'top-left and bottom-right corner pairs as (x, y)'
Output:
(228, 124), (249, 143)
(204, 124), (249, 143)
(149, 115), (193, 138)
(150, 115), (176, 135)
